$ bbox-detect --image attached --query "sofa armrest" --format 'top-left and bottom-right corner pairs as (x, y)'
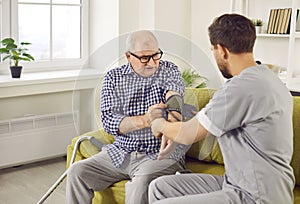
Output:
(66, 129), (114, 168)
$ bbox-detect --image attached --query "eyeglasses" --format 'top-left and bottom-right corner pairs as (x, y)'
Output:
(128, 49), (163, 63)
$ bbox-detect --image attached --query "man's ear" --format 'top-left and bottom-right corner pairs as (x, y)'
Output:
(217, 44), (229, 60)
(125, 52), (131, 61)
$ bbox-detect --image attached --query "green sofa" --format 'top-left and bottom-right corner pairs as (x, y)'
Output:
(66, 88), (300, 204)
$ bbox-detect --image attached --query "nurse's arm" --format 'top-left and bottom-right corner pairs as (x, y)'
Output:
(151, 117), (208, 145)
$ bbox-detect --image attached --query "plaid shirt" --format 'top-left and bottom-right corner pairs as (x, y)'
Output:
(101, 60), (186, 168)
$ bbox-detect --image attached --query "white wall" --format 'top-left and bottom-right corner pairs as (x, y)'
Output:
(190, 0), (230, 86)
(154, 0), (191, 39)
(191, 0), (230, 64)
(89, 0), (119, 55)
(0, 92), (73, 121)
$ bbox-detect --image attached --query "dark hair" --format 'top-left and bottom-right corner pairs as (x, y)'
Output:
(208, 13), (256, 53)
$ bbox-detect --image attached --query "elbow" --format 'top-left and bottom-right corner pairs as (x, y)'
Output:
(102, 124), (113, 135)
(101, 117), (116, 136)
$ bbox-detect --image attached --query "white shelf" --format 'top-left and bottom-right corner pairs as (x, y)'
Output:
(257, 34), (290, 38)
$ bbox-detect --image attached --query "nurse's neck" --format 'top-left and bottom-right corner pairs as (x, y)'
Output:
(228, 52), (257, 76)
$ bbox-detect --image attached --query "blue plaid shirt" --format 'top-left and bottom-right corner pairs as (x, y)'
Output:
(100, 60), (186, 168)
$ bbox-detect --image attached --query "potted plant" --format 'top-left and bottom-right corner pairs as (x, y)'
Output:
(0, 38), (34, 78)
(251, 19), (263, 34)
(182, 69), (207, 88)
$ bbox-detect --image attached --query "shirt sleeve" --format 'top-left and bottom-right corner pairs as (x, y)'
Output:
(100, 71), (125, 136)
(195, 80), (251, 137)
(162, 61), (185, 97)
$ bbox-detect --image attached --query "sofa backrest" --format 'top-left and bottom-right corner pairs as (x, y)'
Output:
(184, 88), (300, 186)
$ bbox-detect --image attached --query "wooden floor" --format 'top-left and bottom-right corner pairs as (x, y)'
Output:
(0, 157), (67, 204)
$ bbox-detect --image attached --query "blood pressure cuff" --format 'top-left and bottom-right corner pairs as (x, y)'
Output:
(162, 94), (198, 121)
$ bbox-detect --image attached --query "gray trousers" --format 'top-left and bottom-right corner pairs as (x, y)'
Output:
(66, 148), (183, 204)
(148, 174), (256, 204)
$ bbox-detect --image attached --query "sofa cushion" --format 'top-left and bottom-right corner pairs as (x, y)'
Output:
(186, 136), (224, 164)
(185, 157), (225, 175)
(292, 96), (300, 186)
(93, 180), (126, 204)
(73, 129), (114, 158)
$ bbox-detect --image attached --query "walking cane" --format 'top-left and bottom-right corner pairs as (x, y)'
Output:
(37, 136), (104, 204)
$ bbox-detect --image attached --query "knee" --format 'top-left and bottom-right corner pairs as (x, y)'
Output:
(148, 176), (168, 203)
(149, 175), (167, 189)
(133, 174), (168, 189)
(149, 176), (165, 191)
(67, 161), (86, 182)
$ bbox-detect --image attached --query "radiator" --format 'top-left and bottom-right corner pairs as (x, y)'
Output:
(0, 112), (79, 169)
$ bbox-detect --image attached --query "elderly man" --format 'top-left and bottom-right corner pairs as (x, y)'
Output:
(66, 30), (187, 204)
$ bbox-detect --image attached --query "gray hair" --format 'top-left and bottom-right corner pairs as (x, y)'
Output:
(126, 30), (159, 52)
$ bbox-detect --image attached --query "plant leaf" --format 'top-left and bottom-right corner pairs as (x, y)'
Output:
(20, 57), (31, 61)
(6, 44), (18, 49)
(1, 37), (34, 65)
(11, 50), (19, 56)
(1, 38), (14, 45)
(23, 53), (35, 61)
(20, 42), (31, 45)
(0, 48), (9, 53)
(2, 55), (10, 61)
(196, 82), (207, 88)
(181, 69), (207, 88)
(20, 48), (29, 52)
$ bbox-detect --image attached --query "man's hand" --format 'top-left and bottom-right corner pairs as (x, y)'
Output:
(158, 135), (178, 160)
(146, 103), (167, 123)
(151, 118), (166, 137)
(167, 110), (182, 122)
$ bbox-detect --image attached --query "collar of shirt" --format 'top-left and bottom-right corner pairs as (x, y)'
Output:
(122, 63), (135, 75)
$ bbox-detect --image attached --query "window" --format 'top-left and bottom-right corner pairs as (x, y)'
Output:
(0, 0), (10, 46)
(0, 0), (10, 63)
(0, 0), (88, 72)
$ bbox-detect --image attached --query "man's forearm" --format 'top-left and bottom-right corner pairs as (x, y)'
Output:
(153, 117), (208, 145)
(118, 115), (150, 134)
(118, 103), (167, 135)
(117, 90), (182, 135)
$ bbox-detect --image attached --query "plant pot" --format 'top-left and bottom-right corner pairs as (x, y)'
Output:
(10, 66), (23, 78)
(255, 26), (262, 34)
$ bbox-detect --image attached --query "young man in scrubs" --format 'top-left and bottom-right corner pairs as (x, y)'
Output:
(149, 14), (295, 204)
